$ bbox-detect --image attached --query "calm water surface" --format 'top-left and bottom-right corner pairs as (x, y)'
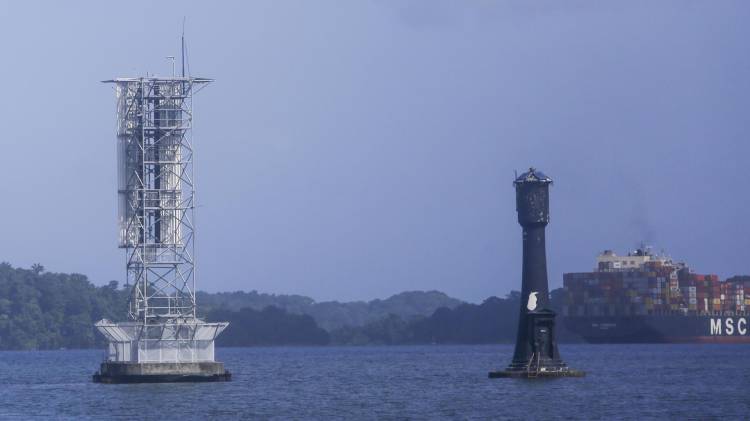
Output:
(1, 344), (748, 419)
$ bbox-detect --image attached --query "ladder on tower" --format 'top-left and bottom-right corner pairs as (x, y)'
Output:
(526, 352), (541, 378)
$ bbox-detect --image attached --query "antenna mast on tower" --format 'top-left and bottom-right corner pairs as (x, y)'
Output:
(181, 18), (186, 77)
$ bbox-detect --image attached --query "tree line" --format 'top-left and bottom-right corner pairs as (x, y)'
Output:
(0, 262), (574, 350)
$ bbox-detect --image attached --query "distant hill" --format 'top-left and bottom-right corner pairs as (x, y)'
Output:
(327, 291), (581, 345)
(208, 306), (330, 347)
(0, 262), (579, 350)
(197, 290), (464, 330)
(329, 296), (519, 345)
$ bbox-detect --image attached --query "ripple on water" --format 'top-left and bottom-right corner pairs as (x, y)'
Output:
(0, 344), (749, 419)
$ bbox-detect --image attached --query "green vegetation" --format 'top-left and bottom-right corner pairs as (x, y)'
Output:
(0, 263), (126, 350)
(0, 262), (576, 350)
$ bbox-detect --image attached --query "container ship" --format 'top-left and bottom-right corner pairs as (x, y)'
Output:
(562, 248), (750, 343)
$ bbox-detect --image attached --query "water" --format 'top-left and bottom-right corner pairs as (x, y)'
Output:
(1, 344), (749, 419)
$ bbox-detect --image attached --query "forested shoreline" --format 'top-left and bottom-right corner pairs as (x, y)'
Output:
(0, 263), (574, 350)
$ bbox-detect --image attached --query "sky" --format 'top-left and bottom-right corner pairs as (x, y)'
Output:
(0, 1), (747, 303)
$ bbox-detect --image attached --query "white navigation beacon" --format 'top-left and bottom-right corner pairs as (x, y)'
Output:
(93, 54), (231, 382)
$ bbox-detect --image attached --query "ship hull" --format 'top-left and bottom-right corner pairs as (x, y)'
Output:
(563, 315), (750, 344)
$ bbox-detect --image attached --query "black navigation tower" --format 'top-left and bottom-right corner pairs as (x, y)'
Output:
(489, 168), (584, 378)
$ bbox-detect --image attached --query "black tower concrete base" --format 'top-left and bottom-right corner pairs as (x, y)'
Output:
(93, 362), (231, 383)
(489, 309), (585, 379)
(488, 368), (585, 379)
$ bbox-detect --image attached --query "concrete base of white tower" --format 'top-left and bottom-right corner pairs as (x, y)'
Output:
(92, 318), (230, 384)
(93, 361), (230, 383)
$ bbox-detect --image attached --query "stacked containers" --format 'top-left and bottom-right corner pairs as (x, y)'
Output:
(668, 270), (680, 311)
(563, 260), (726, 316)
(643, 262), (665, 313)
(709, 275), (722, 312)
(679, 271), (700, 312)
(724, 276), (750, 313)
(726, 279), (745, 312)
(562, 273), (588, 317)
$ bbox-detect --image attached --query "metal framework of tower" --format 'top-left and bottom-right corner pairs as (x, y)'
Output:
(93, 75), (229, 381)
(111, 76), (208, 323)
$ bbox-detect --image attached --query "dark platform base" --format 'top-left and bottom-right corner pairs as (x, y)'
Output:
(488, 369), (585, 379)
(93, 372), (231, 383)
(93, 361), (231, 384)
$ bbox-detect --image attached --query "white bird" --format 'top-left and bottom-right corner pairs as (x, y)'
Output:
(526, 291), (538, 311)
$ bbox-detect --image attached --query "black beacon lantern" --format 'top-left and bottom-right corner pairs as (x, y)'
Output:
(489, 168), (584, 378)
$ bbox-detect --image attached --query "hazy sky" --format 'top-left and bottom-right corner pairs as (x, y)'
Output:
(0, 1), (747, 302)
